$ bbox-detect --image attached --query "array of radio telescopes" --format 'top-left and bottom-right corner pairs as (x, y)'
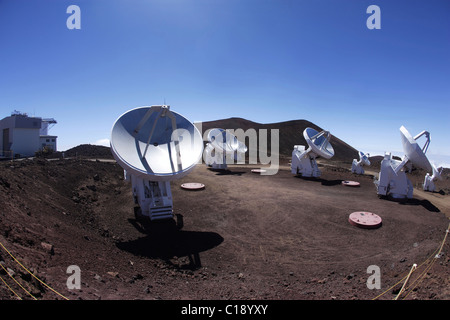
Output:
(110, 105), (443, 224)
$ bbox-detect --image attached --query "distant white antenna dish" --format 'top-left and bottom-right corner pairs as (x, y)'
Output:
(374, 125), (433, 199)
(291, 127), (334, 177)
(110, 105), (203, 221)
(351, 151), (371, 175)
(423, 164), (443, 192)
(399, 126), (432, 172)
(204, 128), (247, 170)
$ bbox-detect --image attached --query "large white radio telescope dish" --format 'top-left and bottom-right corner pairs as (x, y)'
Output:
(375, 125), (435, 199)
(304, 128), (335, 160)
(291, 127), (334, 178)
(399, 126), (432, 173)
(111, 106), (203, 181)
(398, 126), (443, 193)
(111, 105), (203, 221)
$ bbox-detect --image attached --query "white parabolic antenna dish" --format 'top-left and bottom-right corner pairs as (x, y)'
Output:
(207, 128), (239, 153)
(359, 151), (371, 166)
(303, 128), (335, 160)
(111, 106), (203, 181)
(399, 125), (432, 172)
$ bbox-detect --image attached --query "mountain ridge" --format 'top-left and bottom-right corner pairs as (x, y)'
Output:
(199, 117), (359, 162)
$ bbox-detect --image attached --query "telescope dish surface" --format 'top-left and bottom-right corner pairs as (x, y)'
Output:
(207, 128), (239, 153)
(111, 106), (203, 181)
(432, 164), (444, 181)
(303, 128), (335, 159)
(359, 151), (371, 166)
(399, 126), (432, 172)
(237, 140), (248, 153)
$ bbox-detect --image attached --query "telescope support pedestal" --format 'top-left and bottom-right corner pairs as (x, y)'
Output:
(374, 153), (413, 199)
(126, 171), (174, 221)
(423, 165), (443, 192)
(423, 174), (436, 192)
(351, 159), (365, 175)
(291, 145), (321, 178)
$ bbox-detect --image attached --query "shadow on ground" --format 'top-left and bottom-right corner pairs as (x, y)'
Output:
(116, 218), (224, 270)
(294, 175), (343, 186)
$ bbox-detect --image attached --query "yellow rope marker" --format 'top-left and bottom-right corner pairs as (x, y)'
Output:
(0, 274), (22, 300)
(402, 258), (436, 300)
(0, 240), (69, 300)
(372, 246), (438, 300)
(435, 223), (449, 258)
(401, 222), (450, 299)
(394, 263), (417, 300)
(373, 221), (449, 300)
(0, 262), (37, 300)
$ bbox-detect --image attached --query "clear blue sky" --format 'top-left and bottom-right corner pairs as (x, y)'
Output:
(1, 0), (449, 167)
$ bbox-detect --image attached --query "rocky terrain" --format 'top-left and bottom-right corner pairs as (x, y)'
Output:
(0, 118), (448, 304)
(0, 151), (448, 302)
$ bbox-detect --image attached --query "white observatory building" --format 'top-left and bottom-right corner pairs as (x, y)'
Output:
(0, 111), (57, 158)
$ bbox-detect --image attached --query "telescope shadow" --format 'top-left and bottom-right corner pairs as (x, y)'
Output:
(208, 168), (246, 176)
(399, 198), (441, 213)
(116, 218), (224, 270)
(294, 175), (343, 186)
(380, 196), (441, 213)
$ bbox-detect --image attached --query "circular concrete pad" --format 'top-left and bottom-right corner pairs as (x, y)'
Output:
(181, 183), (205, 190)
(349, 211), (382, 229)
(251, 169), (267, 174)
(342, 180), (360, 187)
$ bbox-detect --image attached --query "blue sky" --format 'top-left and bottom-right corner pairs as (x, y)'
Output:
(1, 0), (449, 167)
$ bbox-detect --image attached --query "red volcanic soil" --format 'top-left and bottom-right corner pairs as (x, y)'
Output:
(0, 155), (448, 302)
